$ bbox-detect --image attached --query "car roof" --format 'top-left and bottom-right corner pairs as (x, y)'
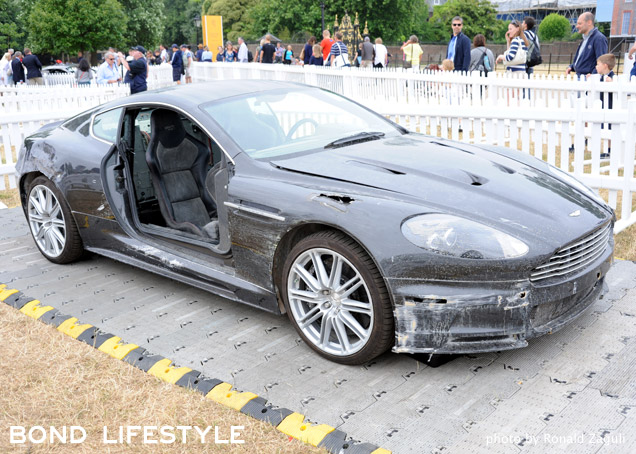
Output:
(104, 80), (313, 111)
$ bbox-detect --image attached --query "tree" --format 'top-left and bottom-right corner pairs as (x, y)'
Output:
(0, 0), (25, 50)
(162, 0), (202, 45)
(246, 0), (428, 43)
(28, 0), (127, 54)
(538, 13), (571, 42)
(427, 0), (504, 43)
(121, 0), (166, 48)
(204, 0), (256, 42)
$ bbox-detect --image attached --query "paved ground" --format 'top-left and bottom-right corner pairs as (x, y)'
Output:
(1, 206), (635, 454)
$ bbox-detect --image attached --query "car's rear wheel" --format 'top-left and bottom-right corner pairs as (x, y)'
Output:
(281, 231), (394, 365)
(27, 176), (83, 264)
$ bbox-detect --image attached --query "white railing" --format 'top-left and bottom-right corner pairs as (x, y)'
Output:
(191, 62), (636, 111)
(44, 73), (78, 86)
(0, 85), (131, 191)
(0, 65), (175, 191)
(1, 84), (131, 113)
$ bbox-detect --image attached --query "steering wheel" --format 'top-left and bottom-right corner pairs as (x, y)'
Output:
(286, 118), (319, 141)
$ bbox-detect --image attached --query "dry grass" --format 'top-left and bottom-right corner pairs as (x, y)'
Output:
(0, 304), (325, 453)
(0, 185), (20, 207)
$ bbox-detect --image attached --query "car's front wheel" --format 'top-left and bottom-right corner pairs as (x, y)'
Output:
(27, 176), (83, 264)
(282, 231), (394, 365)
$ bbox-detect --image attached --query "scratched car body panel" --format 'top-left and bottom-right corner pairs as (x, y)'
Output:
(16, 81), (614, 364)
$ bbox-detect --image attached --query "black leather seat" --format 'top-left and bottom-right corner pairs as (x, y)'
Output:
(145, 109), (218, 239)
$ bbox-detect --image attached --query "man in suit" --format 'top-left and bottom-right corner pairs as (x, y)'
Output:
(447, 16), (471, 72)
(566, 12), (607, 77)
(11, 51), (25, 84)
(22, 48), (43, 85)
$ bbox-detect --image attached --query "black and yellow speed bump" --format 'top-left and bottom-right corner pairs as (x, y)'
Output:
(0, 283), (391, 454)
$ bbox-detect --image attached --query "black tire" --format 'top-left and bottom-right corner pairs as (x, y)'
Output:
(26, 176), (84, 264)
(281, 230), (394, 365)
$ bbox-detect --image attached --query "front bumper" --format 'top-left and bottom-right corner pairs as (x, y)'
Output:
(389, 247), (612, 355)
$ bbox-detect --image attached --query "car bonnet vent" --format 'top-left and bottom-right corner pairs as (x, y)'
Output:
(347, 160), (406, 175)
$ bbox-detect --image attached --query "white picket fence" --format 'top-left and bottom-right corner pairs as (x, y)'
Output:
(2, 62), (636, 233)
(191, 62), (636, 111)
(0, 65), (175, 191)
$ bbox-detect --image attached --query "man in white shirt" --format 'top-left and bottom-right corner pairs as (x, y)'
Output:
(373, 37), (388, 68)
(237, 37), (249, 62)
(159, 44), (168, 64)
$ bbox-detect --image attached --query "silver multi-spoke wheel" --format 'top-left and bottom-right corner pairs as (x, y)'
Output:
(287, 247), (374, 356)
(26, 176), (83, 264)
(282, 231), (394, 364)
(28, 184), (66, 258)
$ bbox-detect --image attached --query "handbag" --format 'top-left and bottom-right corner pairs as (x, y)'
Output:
(334, 53), (350, 68)
(333, 43), (350, 68)
(503, 38), (527, 66)
(403, 44), (413, 69)
(299, 47), (305, 61)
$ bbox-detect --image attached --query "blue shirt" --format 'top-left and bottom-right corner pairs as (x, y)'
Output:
(96, 61), (120, 84)
(447, 35), (457, 61)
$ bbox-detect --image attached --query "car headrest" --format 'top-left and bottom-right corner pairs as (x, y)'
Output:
(150, 109), (186, 148)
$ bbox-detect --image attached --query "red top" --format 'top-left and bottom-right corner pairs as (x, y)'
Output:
(320, 38), (334, 61)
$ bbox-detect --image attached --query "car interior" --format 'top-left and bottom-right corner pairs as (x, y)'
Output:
(119, 107), (224, 245)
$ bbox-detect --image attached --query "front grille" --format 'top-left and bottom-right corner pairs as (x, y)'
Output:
(530, 222), (612, 282)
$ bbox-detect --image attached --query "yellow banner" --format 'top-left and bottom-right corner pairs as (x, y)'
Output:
(203, 15), (224, 58)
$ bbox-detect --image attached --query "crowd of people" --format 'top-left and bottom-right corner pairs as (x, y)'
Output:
(1, 48), (44, 85)
(399, 12), (611, 79)
(1, 11), (632, 92)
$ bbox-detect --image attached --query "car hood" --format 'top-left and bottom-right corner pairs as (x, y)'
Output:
(271, 135), (611, 247)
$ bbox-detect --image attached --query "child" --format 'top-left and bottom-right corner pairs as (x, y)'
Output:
(308, 44), (323, 66)
(441, 59), (454, 71)
(283, 45), (293, 65)
(275, 42), (284, 63)
(595, 53), (615, 159)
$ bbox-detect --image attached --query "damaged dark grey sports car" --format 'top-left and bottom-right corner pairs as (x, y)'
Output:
(16, 81), (614, 364)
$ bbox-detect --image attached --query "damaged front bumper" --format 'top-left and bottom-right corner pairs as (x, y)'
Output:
(389, 250), (612, 355)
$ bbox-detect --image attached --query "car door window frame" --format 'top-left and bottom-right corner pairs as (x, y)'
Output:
(91, 107), (124, 145)
(111, 101), (235, 165)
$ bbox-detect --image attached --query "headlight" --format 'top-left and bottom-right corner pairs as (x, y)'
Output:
(401, 214), (529, 259)
(548, 166), (607, 206)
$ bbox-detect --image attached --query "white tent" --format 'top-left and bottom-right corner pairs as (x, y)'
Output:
(492, 0), (595, 13)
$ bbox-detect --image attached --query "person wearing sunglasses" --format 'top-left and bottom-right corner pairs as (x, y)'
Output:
(446, 16), (471, 72)
(96, 51), (121, 85)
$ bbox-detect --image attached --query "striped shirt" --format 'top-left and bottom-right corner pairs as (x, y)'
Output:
(504, 36), (527, 72)
(329, 41), (348, 58)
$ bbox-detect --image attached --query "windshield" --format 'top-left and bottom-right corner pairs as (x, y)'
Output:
(201, 88), (403, 159)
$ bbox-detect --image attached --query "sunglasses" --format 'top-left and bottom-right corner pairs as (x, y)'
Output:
(511, 20), (520, 26)
(452, 23), (462, 26)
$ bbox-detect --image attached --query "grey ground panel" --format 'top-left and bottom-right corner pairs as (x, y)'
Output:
(2, 206), (636, 453)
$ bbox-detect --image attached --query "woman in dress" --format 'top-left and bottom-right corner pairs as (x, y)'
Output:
(0, 53), (12, 85)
